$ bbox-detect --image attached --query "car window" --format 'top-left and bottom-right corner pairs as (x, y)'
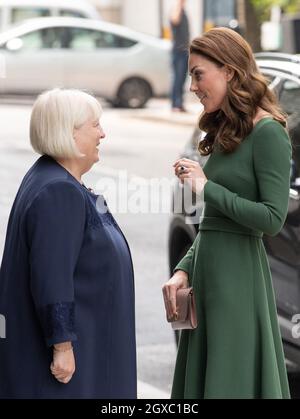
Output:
(66, 27), (137, 50)
(12, 27), (63, 50)
(280, 79), (300, 179)
(264, 74), (275, 85)
(11, 8), (50, 24)
(259, 68), (283, 93)
(279, 80), (300, 116)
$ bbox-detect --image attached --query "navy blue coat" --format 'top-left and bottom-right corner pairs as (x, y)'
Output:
(0, 155), (136, 398)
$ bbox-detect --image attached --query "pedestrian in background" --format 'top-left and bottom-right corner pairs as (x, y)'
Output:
(0, 88), (137, 399)
(170, 0), (190, 112)
(163, 27), (291, 399)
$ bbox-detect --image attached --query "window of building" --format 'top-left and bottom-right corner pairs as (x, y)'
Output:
(204, 0), (236, 28)
(11, 8), (50, 25)
(59, 10), (85, 19)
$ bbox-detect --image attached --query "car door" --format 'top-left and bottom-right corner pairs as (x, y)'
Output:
(0, 26), (65, 94)
(61, 26), (137, 99)
(263, 78), (300, 343)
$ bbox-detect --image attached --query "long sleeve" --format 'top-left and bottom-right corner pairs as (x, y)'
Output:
(203, 121), (292, 236)
(26, 181), (86, 346)
(174, 233), (200, 275)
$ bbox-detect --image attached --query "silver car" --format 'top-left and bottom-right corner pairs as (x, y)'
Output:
(0, 17), (171, 108)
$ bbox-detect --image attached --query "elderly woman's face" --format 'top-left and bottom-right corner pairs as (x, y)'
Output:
(189, 53), (233, 113)
(74, 117), (105, 165)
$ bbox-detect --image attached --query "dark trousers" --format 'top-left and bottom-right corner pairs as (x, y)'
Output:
(171, 49), (188, 109)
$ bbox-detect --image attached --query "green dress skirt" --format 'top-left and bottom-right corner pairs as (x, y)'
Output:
(172, 118), (291, 399)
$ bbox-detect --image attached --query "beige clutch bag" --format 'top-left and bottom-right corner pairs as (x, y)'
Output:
(166, 287), (198, 330)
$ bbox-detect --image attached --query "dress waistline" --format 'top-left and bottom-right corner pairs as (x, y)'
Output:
(199, 216), (263, 238)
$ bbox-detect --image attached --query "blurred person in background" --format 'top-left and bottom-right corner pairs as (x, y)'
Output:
(170, 0), (190, 112)
(163, 27), (291, 399)
(0, 89), (136, 399)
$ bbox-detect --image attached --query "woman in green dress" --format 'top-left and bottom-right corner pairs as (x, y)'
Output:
(163, 27), (291, 399)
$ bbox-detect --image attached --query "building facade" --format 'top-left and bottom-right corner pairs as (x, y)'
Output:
(88, 0), (204, 38)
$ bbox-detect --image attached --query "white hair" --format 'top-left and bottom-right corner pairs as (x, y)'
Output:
(30, 88), (102, 159)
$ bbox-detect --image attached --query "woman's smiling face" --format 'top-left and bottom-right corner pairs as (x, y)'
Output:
(189, 53), (232, 113)
(74, 117), (105, 167)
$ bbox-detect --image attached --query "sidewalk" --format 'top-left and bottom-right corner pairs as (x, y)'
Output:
(121, 96), (202, 127)
(137, 380), (170, 399)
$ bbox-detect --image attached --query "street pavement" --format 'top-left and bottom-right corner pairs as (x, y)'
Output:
(123, 95), (201, 127)
(138, 380), (170, 399)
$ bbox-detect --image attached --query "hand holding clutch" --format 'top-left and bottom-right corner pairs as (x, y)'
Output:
(165, 287), (198, 330)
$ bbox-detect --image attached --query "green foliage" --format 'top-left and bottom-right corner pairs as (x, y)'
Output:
(250, 0), (300, 22)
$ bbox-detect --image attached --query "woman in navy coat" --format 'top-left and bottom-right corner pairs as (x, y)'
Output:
(0, 88), (136, 398)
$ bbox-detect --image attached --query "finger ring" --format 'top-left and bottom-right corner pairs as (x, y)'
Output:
(179, 166), (186, 172)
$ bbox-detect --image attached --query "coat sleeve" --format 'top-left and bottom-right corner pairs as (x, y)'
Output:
(203, 121), (292, 236)
(26, 181), (86, 346)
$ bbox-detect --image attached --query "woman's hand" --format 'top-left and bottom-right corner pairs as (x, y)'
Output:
(173, 158), (207, 195)
(162, 270), (189, 320)
(50, 342), (75, 384)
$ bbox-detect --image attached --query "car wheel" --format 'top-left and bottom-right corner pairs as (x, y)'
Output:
(116, 78), (152, 108)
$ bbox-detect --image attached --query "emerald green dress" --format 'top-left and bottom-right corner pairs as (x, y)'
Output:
(172, 118), (291, 399)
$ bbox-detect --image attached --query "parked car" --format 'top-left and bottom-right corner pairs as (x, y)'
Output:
(0, 17), (171, 108)
(168, 53), (300, 394)
(0, 0), (101, 33)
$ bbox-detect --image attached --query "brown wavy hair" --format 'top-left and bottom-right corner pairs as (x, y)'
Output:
(190, 27), (286, 155)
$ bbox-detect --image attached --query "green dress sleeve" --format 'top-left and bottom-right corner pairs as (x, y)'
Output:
(204, 121), (292, 236)
(174, 233), (200, 275)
